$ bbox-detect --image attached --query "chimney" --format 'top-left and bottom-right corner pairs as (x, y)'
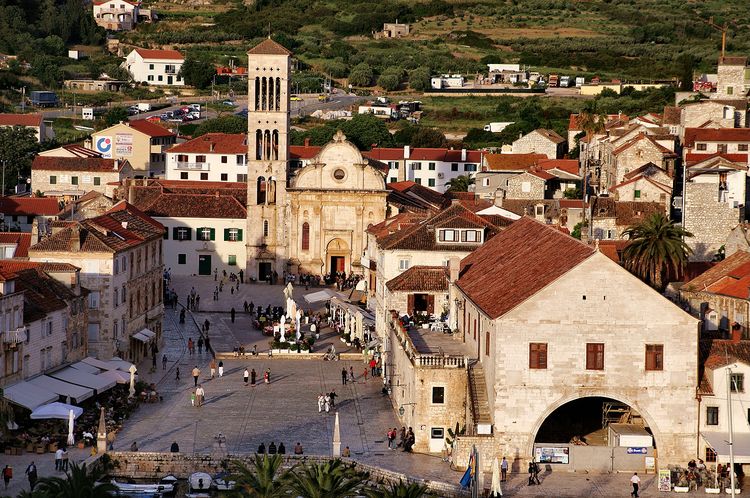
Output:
(113, 159), (119, 171)
(404, 145), (410, 159)
(128, 180), (136, 204)
(494, 189), (505, 207)
(84, 138), (92, 150)
(31, 218), (39, 245)
(461, 148), (467, 162)
(210, 142), (215, 152)
(304, 138), (310, 147)
(448, 257), (460, 283)
(732, 322), (743, 343)
(121, 221), (128, 229)
(71, 224), (81, 252)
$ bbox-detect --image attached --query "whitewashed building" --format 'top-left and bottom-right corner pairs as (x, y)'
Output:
(122, 49), (185, 86)
(165, 133), (247, 182)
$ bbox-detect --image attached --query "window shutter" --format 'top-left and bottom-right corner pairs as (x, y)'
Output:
(172, 227), (178, 239)
(224, 228), (230, 241)
(163, 230), (168, 240)
(427, 294), (435, 314)
(210, 228), (215, 241)
(237, 229), (243, 241)
(407, 294), (415, 315)
(186, 228), (192, 240)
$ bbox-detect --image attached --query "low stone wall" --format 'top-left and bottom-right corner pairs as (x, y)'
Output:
(214, 351), (363, 361)
(106, 452), (469, 497)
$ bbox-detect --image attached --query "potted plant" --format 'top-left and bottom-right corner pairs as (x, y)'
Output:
(705, 470), (720, 494)
(673, 473), (689, 493)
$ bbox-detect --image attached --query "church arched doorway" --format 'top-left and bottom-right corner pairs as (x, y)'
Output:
(532, 396), (657, 472)
(326, 238), (349, 274)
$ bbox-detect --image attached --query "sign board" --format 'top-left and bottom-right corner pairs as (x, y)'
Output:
(115, 145), (133, 157)
(82, 108), (94, 120)
(645, 457), (655, 471)
(534, 446), (569, 464)
(658, 469), (671, 492)
(94, 136), (112, 158)
(115, 133), (133, 145)
(626, 447), (648, 455)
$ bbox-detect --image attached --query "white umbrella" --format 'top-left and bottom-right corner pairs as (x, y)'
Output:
(295, 309), (302, 341)
(491, 457), (502, 497)
(279, 315), (286, 342)
(67, 409), (75, 446)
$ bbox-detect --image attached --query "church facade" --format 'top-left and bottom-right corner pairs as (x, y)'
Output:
(245, 39), (387, 281)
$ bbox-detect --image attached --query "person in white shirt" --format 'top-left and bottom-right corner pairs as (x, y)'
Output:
(631, 472), (641, 497)
(54, 448), (63, 471)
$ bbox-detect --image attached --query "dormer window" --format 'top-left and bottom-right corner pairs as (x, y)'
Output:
(438, 229), (457, 242)
(461, 230), (481, 243)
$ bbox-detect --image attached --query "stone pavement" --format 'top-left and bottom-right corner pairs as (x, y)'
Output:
(1, 446), (90, 497)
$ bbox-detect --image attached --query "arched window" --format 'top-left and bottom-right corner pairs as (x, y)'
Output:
(301, 222), (310, 251)
(257, 176), (266, 204)
(261, 77), (267, 110)
(275, 77), (281, 110)
(263, 220), (269, 237)
(264, 130), (271, 160)
(255, 129), (263, 160)
(267, 176), (276, 205)
(272, 129), (279, 160)
(268, 77), (274, 111)
(254, 77), (260, 111)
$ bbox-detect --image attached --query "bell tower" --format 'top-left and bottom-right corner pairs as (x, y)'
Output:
(246, 38), (291, 282)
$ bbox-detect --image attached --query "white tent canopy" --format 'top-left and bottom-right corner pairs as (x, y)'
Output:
(102, 357), (135, 372)
(98, 369), (129, 384)
(3, 381), (58, 410)
(26, 375), (93, 403)
(30, 402), (83, 420)
(304, 289), (336, 303)
(69, 361), (101, 375)
(50, 367), (116, 392)
(702, 432), (750, 464)
(80, 356), (124, 371)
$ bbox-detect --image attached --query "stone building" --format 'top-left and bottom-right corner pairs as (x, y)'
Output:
(505, 171), (549, 200)
(511, 129), (566, 159)
(713, 56), (750, 100)
(589, 198), (664, 240)
(91, 120), (176, 177)
(680, 100), (745, 135)
(245, 39), (388, 281)
(28, 202), (164, 361)
(608, 133), (676, 188)
(374, 22), (409, 39)
(31, 156), (134, 199)
(683, 155), (747, 261)
(384, 265), (449, 319)
(450, 217), (699, 470)
(610, 163), (672, 207)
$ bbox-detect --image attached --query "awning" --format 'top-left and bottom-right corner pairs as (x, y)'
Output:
(106, 357), (135, 372)
(30, 402), (83, 420)
(3, 381), (58, 410)
(26, 375), (93, 403)
(69, 361), (101, 375)
(702, 432), (750, 463)
(304, 289), (336, 303)
(49, 367), (116, 393)
(98, 369), (130, 384)
(140, 328), (156, 340)
(132, 332), (149, 342)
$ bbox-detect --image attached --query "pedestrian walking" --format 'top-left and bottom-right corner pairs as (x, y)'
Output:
(387, 428), (396, 449)
(2, 464), (11, 490)
(195, 385), (204, 407)
(192, 366), (200, 387)
(369, 358), (377, 377)
(528, 462), (535, 486)
(214, 268), (218, 281)
(61, 447), (68, 471)
(218, 360), (224, 378)
(205, 336), (211, 352)
(329, 390), (337, 408)
(195, 294), (200, 311)
(231, 307), (236, 323)
(190, 391), (195, 406)
(210, 358), (216, 378)
(363, 367), (368, 382)
(631, 472), (641, 497)
(204, 319), (210, 333)
(151, 354), (157, 371)
(188, 338), (194, 355)
(341, 367), (348, 385)
(175, 367), (180, 381)
(162, 354), (168, 370)
(54, 447), (62, 471)
(264, 368), (270, 384)
(25, 462), (37, 490)
(251, 368), (257, 386)
(501, 456), (508, 482)
(324, 394), (330, 413)
(239, 269), (244, 283)
(349, 366), (355, 383)
(198, 337), (204, 354)
(243, 368), (249, 385)
(318, 393), (325, 412)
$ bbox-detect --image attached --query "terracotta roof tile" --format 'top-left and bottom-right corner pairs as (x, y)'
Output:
(684, 251), (750, 293)
(483, 153), (547, 171)
(0, 197), (60, 216)
(290, 145), (322, 160)
(0, 232), (31, 257)
(247, 38), (292, 56)
(532, 128), (565, 144)
(0, 113), (42, 127)
(32, 156), (128, 173)
(139, 193), (246, 219)
(386, 181), (445, 208)
(684, 128), (750, 148)
(539, 159), (579, 176)
(134, 49), (184, 60)
(169, 133), (246, 154)
(685, 152), (748, 165)
(662, 106), (681, 125)
(386, 265), (448, 292)
(456, 217), (595, 319)
(612, 133), (675, 156)
(702, 339), (750, 372)
(127, 119), (176, 138)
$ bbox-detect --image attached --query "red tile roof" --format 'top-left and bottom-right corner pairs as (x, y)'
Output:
(703, 339), (750, 372)
(484, 153), (547, 171)
(456, 217), (595, 319)
(32, 156), (128, 173)
(290, 145), (322, 160)
(0, 113), (42, 127)
(0, 197), (60, 216)
(134, 49), (184, 61)
(386, 181), (445, 208)
(0, 261), (77, 273)
(684, 128), (750, 147)
(527, 170), (554, 180)
(530, 128), (565, 144)
(127, 119), (176, 138)
(247, 38), (292, 55)
(539, 159), (579, 176)
(364, 147), (482, 163)
(0, 232), (31, 257)
(169, 133), (246, 154)
(662, 106), (681, 125)
(612, 133), (676, 156)
(683, 251), (750, 297)
(685, 152), (748, 165)
(386, 265), (448, 292)
(138, 192), (247, 219)
(366, 211), (426, 237)
(610, 175), (672, 195)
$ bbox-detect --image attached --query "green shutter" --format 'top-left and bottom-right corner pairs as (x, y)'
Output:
(172, 227), (179, 239)
(186, 228), (192, 240)
(210, 228), (215, 241)
(237, 229), (243, 241)
(224, 228), (230, 241)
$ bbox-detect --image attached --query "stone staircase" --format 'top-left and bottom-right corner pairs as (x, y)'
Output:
(468, 362), (492, 434)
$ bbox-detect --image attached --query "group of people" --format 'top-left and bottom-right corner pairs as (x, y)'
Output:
(190, 385), (206, 407)
(242, 367), (270, 386)
(386, 427), (415, 452)
(257, 442), (288, 454)
(325, 271), (361, 291)
(317, 391), (338, 413)
(187, 336), (207, 356)
(187, 286), (201, 311)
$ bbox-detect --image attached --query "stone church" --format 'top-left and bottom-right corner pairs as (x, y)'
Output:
(245, 39), (387, 281)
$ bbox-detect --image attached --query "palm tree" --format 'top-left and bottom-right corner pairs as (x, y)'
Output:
(445, 175), (474, 192)
(231, 454), (288, 497)
(288, 459), (365, 498)
(621, 212), (693, 290)
(365, 480), (428, 498)
(33, 462), (116, 498)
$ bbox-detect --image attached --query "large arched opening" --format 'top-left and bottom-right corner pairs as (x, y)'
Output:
(326, 238), (349, 274)
(531, 395), (658, 472)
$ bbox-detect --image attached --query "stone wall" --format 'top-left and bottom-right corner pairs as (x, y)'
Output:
(613, 141), (668, 186)
(716, 63), (747, 100)
(512, 132), (562, 159)
(613, 178), (670, 207)
(684, 182), (741, 261)
(681, 101), (734, 130)
(105, 452), (470, 497)
(505, 173), (545, 200)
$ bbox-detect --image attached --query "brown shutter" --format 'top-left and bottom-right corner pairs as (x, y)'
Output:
(407, 294), (415, 315)
(427, 294), (435, 314)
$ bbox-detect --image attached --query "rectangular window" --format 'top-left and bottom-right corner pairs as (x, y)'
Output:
(398, 259), (410, 271)
(225, 228), (243, 242)
(221, 173), (228, 181)
(461, 230), (480, 242)
(697, 143), (707, 151)
(739, 144), (749, 152)
(439, 229), (456, 242)
(87, 323), (99, 342)
(706, 447), (717, 463)
(157, 75), (163, 82)
(432, 386), (445, 404)
(482, 177), (490, 187)
(485, 330), (490, 356)
(180, 172), (189, 180)
(428, 162), (436, 170)
(529, 343), (547, 369)
(634, 189), (641, 199)
(428, 178), (435, 187)
(197, 227), (214, 241)
(88, 291), (99, 310)
(228, 255), (237, 266)
(200, 173), (208, 181)
(411, 162), (421, 170)
(237, 174), (248, 182)
(464, 164), (477, 172)
(174, 227), (191, 241)
(93, 177), (101, 186)
(451, 163), (459, 171)
(645, 344), (663, 371)
(414, 178), (421, 185)
(147, 75), (154, 82)
(236, 155), (245, 165)
(177, 254), (186, 264)
(586, 343), (604, 370)
(49, 175), (57, 184)
(727, 86), (734, 95)
(149, 64), (154, 70)
(718, 144), (728, 153)
(390, 177), (397, 183)
(731, 373), (744, 393)
(706, 406), (719, 425)
(221, 156), (228, 164)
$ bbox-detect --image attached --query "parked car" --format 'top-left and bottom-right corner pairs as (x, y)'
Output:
(290, 95), (302, 101)
(127, 106), (140, 116)
(188, 103), (201, 112)
(221, 100), (236, 107)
